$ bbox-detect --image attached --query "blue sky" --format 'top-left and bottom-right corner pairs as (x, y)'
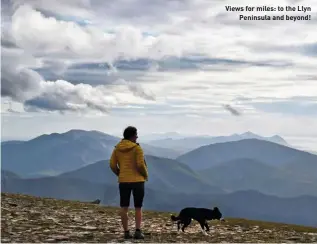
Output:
(1, 0), (317, 151)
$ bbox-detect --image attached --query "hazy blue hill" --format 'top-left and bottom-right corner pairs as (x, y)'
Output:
(282, 156), (317, 183)
(1, 175), (106, 201)
(177, 139), (317, 170)
(2, 129), (317, 227)
(58, 155), (224, 194)
(2, 172), (317, 227)
(146, 131), (289, 153)
(1, 129), (180, 177)
(1, 170), (21, 179)
(218, 190), (317, 227)
(198, 158), (317, 197)
(1, 140), (25, 145)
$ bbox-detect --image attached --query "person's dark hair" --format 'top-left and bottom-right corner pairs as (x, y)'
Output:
(123, 126), (137, 140)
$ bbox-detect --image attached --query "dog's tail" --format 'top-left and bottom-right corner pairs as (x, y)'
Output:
(170, 215), (180, 221)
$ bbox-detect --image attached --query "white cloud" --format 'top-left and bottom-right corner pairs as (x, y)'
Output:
(1, 46), (154, 113)
(9, 4), (196, 63)
(11, 0), (93, 18)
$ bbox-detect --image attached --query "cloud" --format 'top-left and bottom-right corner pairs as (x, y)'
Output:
(6, 1), (317, 69)
(1, 46), (154, 113)
(33, 57), (293, 91)
(10, 0), (93, 18)
(1, 52), (116, 113)
(223, 104), (242, 116)
(40, 59), (70, 75)
(1, 27), (19, 49)
(1, 48), (42, 101)
(249, 100), (317, 116)
(1, 4), (158, 114)
(2, 0), (317, 151)
(8, 4), (195, 64)
(301, 42), (317, 57)
(1, 66), (42, 102)
(116, 79), (156, 101)
(23, 80), (115, 113)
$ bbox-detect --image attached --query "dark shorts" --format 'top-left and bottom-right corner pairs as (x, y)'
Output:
(119, 182), (145, 208)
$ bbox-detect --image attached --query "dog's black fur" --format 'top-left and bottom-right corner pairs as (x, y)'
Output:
(171, 207), (223, 232)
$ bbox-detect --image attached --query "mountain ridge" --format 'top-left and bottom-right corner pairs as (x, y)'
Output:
(144, 131), (289, 153)
(57, 155), (224, 195)
(1, 129), (181, 177)
(196, 158), (317, 197)
(177, 138), (317, 170)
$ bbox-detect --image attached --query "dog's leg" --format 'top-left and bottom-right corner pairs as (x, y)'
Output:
(177, 221), (181, 232)
(199, 221), (209, 236)
(204, 221), (210, 232)
(181, 218), (191, 233)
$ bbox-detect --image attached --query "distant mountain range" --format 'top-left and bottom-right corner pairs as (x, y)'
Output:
(309, 150), (317, 155)
(197, 158), (317, 197)
(3, 141), (316, 198)
(1, 140), (25, 145)
(1, 130), (180, 177)
(2, 129), (317, 226)
(1, 170), (108, 201)
(2, 130), (316, 197)
(54, 153), (317, 198)
(2, 170), (317, 227)
(1, 130), (290, 177)
(177, 138), (317, 170)
(144, 131), (289, 153)
(140, 132), (189, 141)
(58, 155), (223, 195)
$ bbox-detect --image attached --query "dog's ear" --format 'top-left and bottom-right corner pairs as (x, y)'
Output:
(213, 207), (219, 211)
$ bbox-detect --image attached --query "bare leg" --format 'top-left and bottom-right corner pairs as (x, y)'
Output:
(135, 208), (142, 230)
(120, 207), (129, 231)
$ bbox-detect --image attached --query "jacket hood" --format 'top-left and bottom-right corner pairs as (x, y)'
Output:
(115, 139), (138, 152)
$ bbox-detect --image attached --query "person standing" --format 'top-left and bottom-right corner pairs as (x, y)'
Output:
(109, 126), (148, 239)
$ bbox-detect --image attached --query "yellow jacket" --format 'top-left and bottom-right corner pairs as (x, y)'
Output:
(110, 139), (148, 183)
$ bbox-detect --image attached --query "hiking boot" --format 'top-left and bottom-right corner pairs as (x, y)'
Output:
(134, 229), (144, 239)
(124, 231), (133, 239)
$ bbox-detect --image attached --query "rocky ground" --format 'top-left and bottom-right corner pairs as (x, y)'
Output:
(1, 193), (317, 243)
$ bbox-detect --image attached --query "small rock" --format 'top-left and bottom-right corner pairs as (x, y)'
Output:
(45, 239), (56, 243)
(71, 232), (94, 238)
(50, 235), (69, 241)
(45, 217), (61, 225)
(73, 217), (81, 222)
(83, 232), (94, 239)
(286, 236), (302, 241)
(80, 226), (98, 230)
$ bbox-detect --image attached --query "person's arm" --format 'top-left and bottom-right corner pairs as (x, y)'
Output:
(109, 148), (120, 176)
(135, 145), (148, 180)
